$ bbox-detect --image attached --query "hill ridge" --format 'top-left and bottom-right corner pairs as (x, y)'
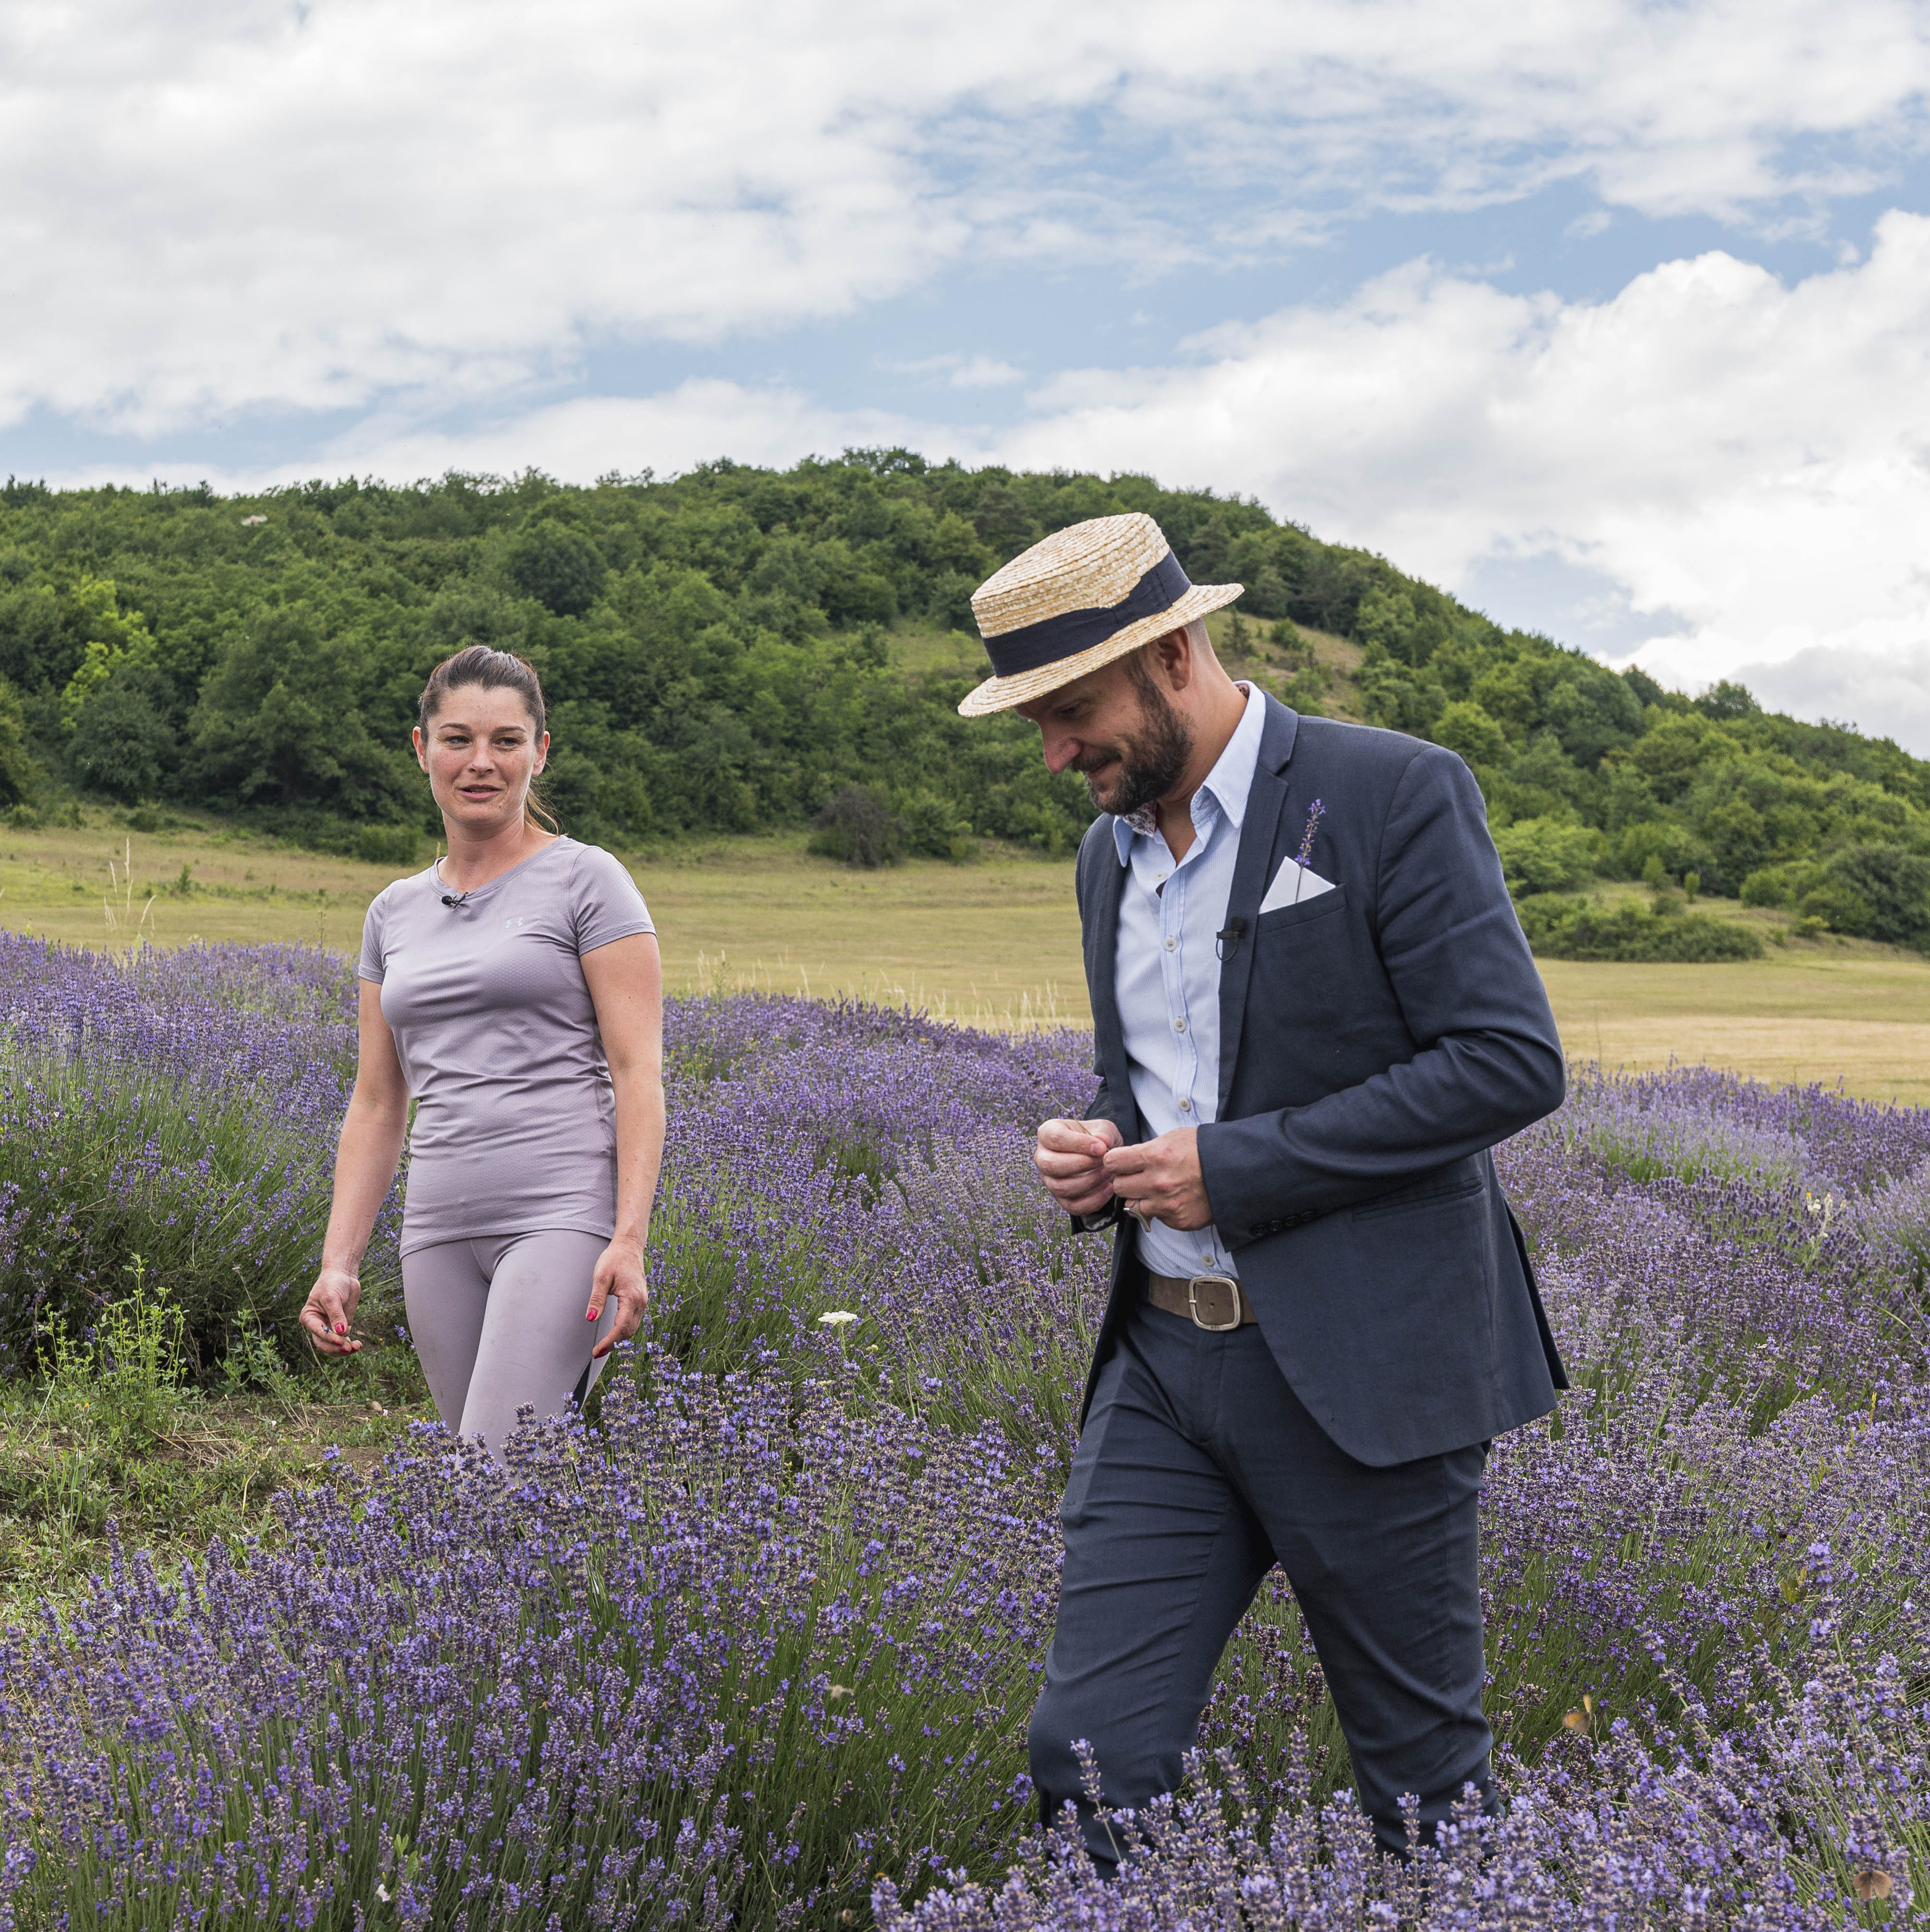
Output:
(0, 454), (1925, 949)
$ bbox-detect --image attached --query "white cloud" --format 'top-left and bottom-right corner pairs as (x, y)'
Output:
(887, 354), (1026, 389)
(293, 381), (941, 489)
(12, 0), (1930, 749)
(980, 214), (1930, 746)
(1735, 641), (1930, 750)
(4, 0), (1929, 434)
(96, 214), (1930, 749)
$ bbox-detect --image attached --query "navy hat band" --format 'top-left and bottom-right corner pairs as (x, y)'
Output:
(981, 549), (1193, 679)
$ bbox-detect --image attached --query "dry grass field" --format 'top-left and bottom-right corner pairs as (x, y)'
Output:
(2, 809), (1925, 1102)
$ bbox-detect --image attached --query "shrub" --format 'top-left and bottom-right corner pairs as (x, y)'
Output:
(1740, 861), (1818, 908)
(1517, 898), (1763, 961)
(0, 937), (390, 1376)
(354, 821), (422, 866)
(810, 784), (906, 867)
(900, 790), (976, 861)
(14, 1003), (1930, 1925)
(1816, 844), (1930, 946)
(2, 1363), (1061, 1930)
(67, 673), (176, 803)
(1616, 817), (1716, 886)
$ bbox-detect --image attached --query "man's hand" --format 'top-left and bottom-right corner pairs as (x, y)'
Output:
(587, 1240), (650, 1361)
(300, 1267), (363, 1357)
(1105, 1128), (1212, 1231)
(1034, 1117), (1124, 1216)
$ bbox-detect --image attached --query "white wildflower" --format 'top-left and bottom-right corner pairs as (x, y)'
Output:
(818, 1310), (859, 1328)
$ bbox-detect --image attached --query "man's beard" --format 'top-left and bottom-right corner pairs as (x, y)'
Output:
(1075, 664), (1194, 819)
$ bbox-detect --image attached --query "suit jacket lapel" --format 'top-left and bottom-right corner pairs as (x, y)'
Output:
(1084, 833), (1132, 1117)
(1217, 699), (1298, 1116)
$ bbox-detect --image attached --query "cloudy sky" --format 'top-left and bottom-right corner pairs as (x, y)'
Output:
(5, 0), (1930, 743)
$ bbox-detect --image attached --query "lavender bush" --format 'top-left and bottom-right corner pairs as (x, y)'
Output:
(6, 946), (1930, 1925)
(0, 936), (384, 1375)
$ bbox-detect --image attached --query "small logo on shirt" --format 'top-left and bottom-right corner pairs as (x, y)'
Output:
(504, 916), (528, 931)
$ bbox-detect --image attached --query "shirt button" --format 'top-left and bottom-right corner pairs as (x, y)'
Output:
(1164, 936), (1177, 952)
(1173, 1017), (1186, 1033)
(1178, 1098), (1192, 1112)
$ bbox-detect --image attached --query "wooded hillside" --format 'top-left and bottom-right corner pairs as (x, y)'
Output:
(0, 453), (1925, 950)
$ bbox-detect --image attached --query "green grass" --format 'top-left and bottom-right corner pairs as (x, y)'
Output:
(5, 804), (1930, 1093)
(0, 1334), (431, 1626)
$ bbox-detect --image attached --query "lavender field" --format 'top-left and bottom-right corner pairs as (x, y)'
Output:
(5, 938), (1930, 1926)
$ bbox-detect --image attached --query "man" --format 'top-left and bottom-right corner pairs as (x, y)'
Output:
(957, 512), (1567, 1865)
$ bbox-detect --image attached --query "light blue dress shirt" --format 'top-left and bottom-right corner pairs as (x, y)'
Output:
(1111, 681), (1267, 1281)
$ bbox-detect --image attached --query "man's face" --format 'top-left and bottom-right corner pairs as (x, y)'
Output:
(1016, 652), (1193, 818)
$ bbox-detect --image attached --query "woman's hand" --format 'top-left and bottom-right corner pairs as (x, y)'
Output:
(301, 1266), (364, 1357)
(587, 1240), (649, 1361)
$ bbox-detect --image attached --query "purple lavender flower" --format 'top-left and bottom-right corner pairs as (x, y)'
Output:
(0, 949), (1928, 1925)
(1291, 797), (1325, 903)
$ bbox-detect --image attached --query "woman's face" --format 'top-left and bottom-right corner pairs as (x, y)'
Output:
(413, 685), (549, 836)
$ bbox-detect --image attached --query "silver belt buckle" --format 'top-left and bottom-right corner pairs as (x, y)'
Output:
(1187, 1273), (1242, 1332)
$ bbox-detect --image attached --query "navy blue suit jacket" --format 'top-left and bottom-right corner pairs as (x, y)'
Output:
(1075, 697), (1568, 1466)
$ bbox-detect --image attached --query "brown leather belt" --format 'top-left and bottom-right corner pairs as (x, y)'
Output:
(1146, 1271), (1257, 1331)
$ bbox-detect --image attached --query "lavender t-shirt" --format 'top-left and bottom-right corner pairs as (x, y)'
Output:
(357, 837), (655, 1256)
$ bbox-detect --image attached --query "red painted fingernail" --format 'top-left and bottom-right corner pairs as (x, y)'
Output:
(335, 1323), (347, 1335)
(586, 1309), (597, 1321)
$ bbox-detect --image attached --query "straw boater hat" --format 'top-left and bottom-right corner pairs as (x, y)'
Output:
(958, 512), (1243, 717)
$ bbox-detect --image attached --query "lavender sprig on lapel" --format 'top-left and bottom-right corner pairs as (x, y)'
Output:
(1291, 797), (1326, 904)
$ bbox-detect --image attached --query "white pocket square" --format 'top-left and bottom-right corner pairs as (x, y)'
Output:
(1257, 859), (1337, 915)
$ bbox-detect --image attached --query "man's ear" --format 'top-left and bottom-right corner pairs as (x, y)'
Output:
(1149, 626), (1195, 690)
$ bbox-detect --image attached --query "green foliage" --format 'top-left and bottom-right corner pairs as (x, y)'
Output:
(899, 790), (976, 861)
(0, 462), (1926, 941)
(0, 675), (36, 807)
(809, 784), (905, 867)
(0, 1041), (367, 1373)
(1434, 698), (1508, 771)
(1516, 898), (1765, 962)
(188, 604), (415, 817)
(67, 667), (176, 801)
(506, 518), (608, 617)
(354, 822), (423, 867)
(40, 1255), (186, 1454)
(1816, 845), (1930, 946)
(1492, 816), (1604, 897)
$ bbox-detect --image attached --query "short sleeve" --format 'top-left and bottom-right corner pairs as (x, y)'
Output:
(570, 844), (655, 956)
(358, 889), (389, 983)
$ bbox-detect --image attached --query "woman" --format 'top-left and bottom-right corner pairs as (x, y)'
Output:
(300, 645), (664, 1460)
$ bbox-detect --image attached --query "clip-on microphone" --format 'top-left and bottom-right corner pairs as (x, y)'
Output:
(441, 890), (469, 909)
(1215, 916), (1247, 961)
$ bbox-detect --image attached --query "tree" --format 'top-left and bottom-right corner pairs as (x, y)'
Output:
(506, 521), (608, 617)
(1491, 818), (1602, 897)
(1433, 700), (1508, 772)
(1817, 845), (1930, 946)
(0, 676), (37, 806)
(69, 671), (177, 802)
(188, 605), (411, 816)
(1695, 680), (1760, 720)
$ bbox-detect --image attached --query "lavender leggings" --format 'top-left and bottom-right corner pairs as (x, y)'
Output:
(401, 1229), (616, 1461)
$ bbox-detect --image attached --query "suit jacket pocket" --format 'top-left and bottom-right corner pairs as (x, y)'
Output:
(1255, 884), (1348, 935)
(1351, 1167), (1484, 1220)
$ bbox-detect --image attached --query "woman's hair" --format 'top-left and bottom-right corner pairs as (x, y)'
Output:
(417, 644), (558, 832)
